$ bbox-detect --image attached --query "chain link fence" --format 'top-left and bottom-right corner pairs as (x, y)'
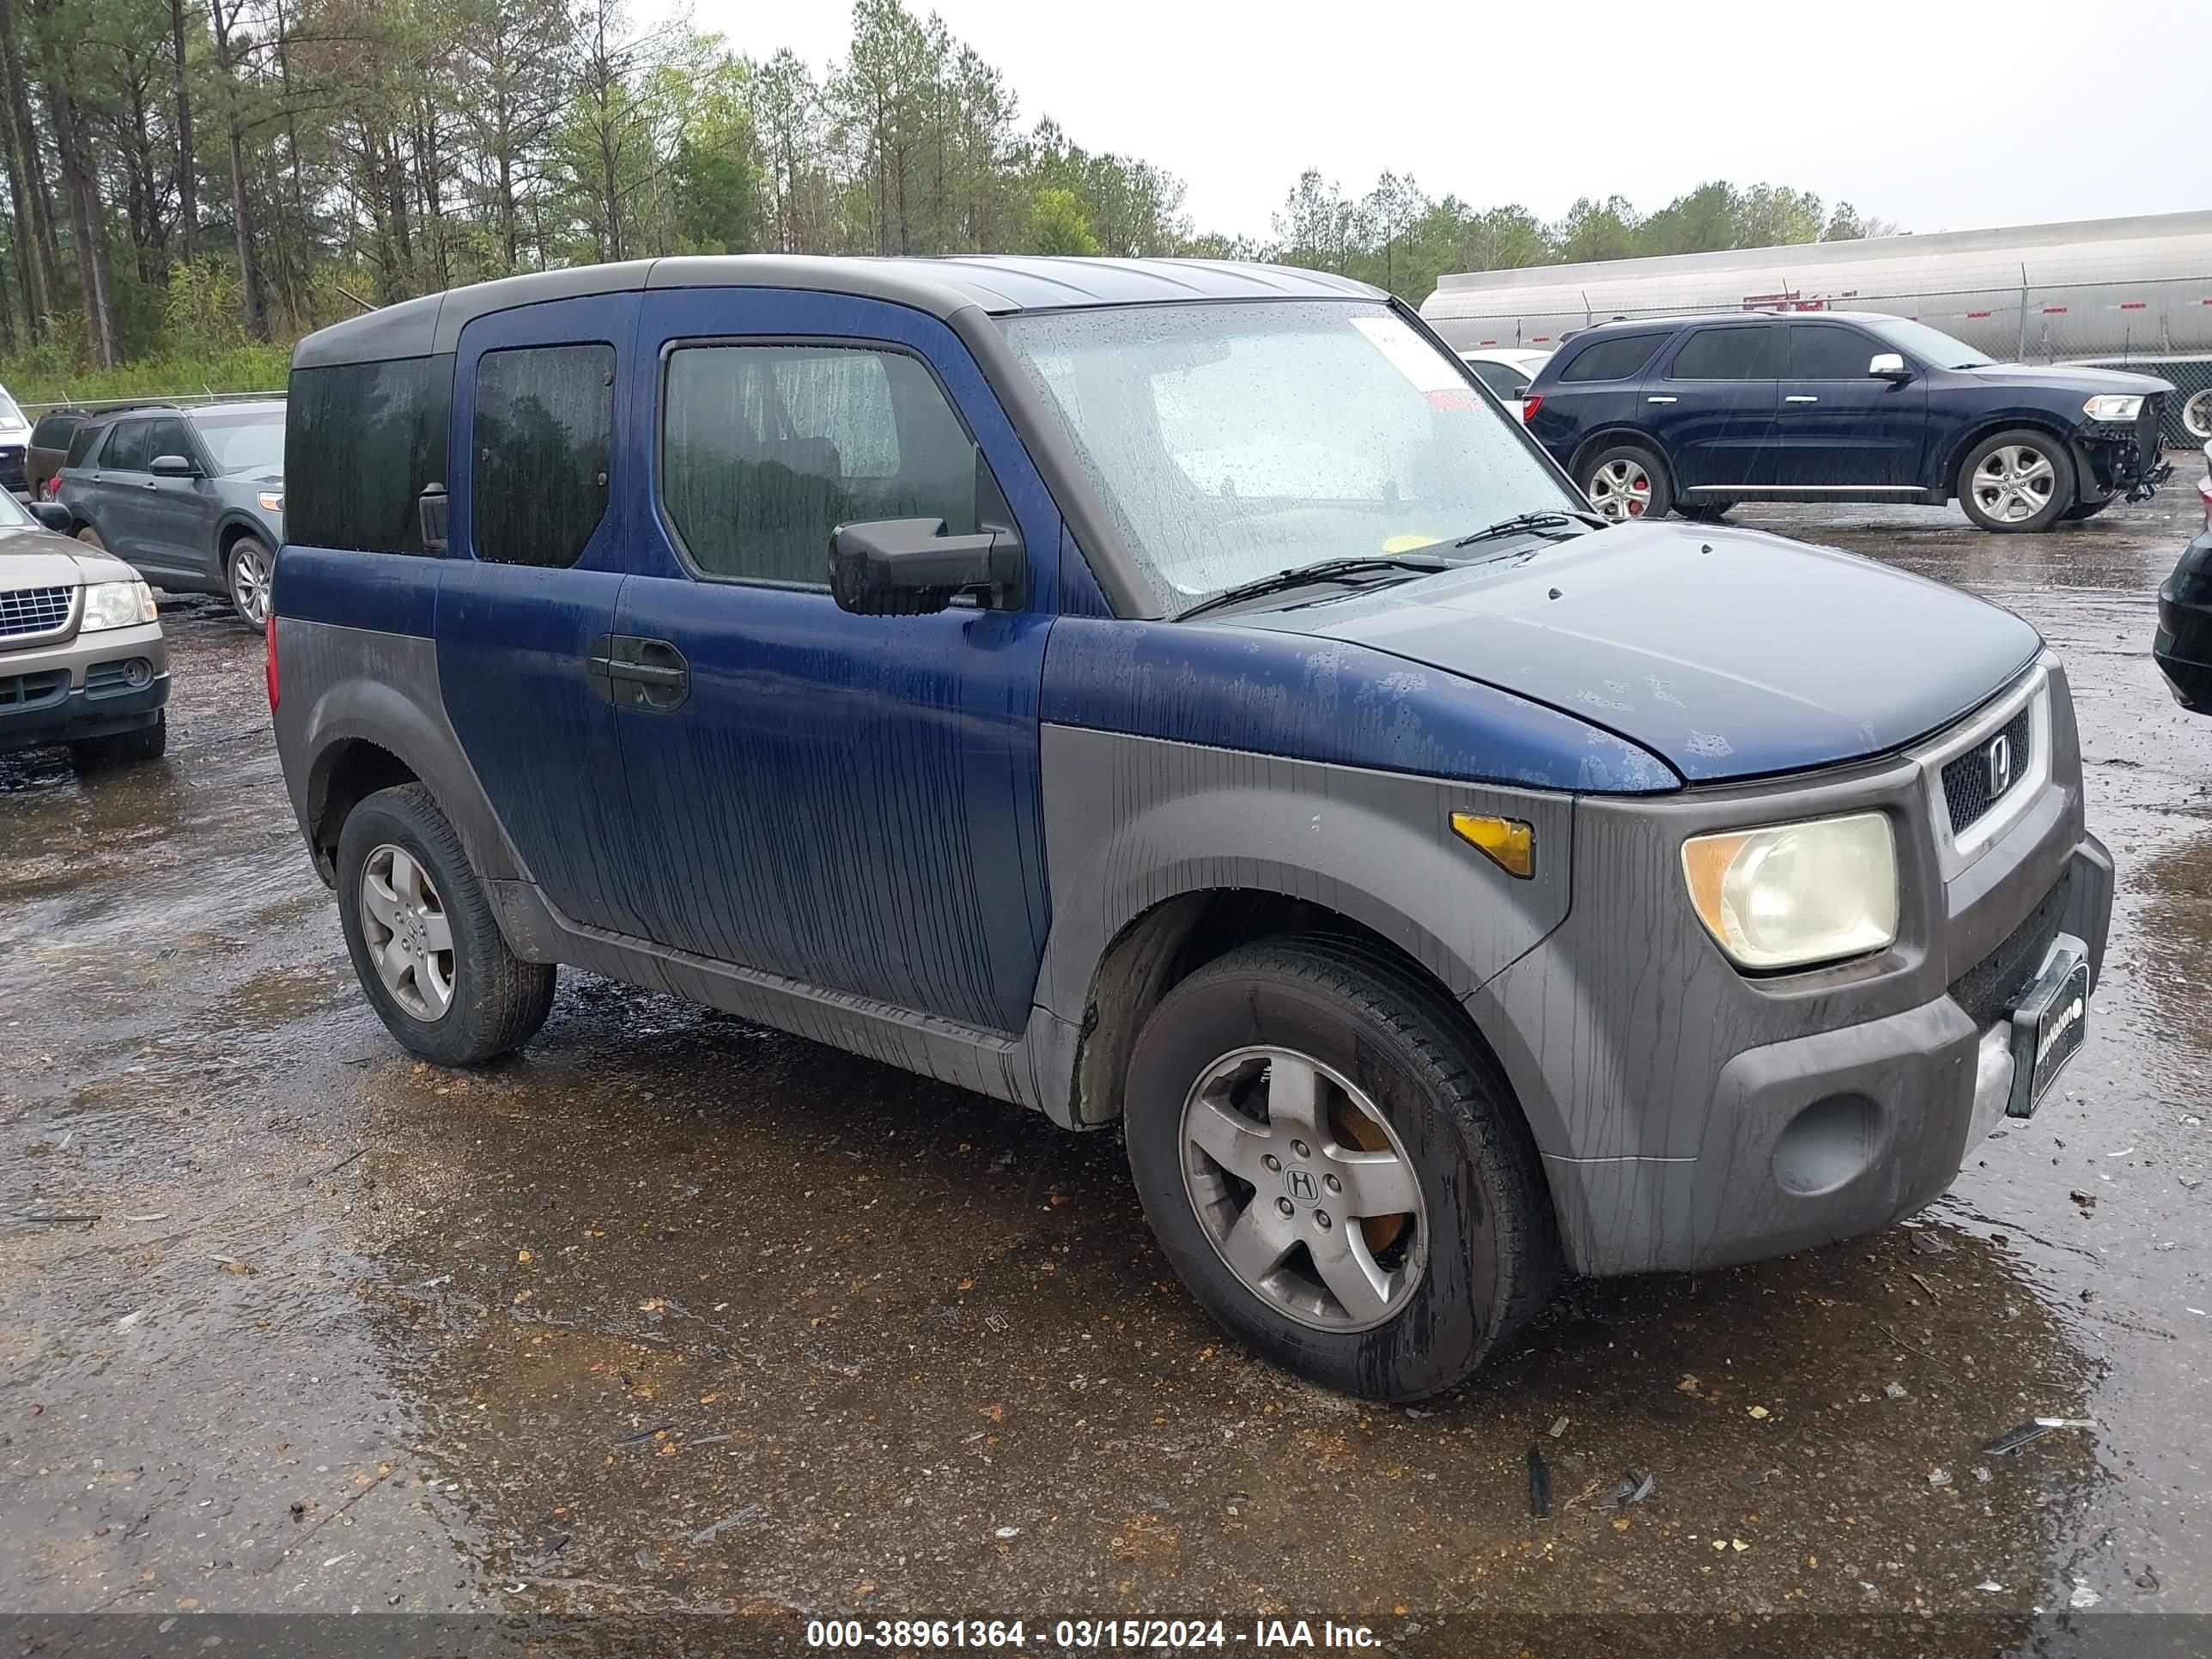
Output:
(17, 388), (280, 420)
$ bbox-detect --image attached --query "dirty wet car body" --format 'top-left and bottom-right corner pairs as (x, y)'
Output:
(267, 256), (2112, 1404)
(2154, 441), (2212, 711)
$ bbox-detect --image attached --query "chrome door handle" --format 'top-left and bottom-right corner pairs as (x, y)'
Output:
(1646, 395), (1677, 404)
(1784, 395), (1820, 403)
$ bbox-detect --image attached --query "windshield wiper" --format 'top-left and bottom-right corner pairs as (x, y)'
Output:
(1450, 509), (1606, 550)
(1176, 554), (1455, 623)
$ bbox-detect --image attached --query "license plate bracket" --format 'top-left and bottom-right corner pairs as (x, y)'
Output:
(2004, 934), (2091, 1120)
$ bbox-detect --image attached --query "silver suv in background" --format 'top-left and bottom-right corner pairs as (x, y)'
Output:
(0, 488), (167, 767)
(58, 399), (286, 629)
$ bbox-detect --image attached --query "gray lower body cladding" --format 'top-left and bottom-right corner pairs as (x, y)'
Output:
(1474, 657), (2108, 1275)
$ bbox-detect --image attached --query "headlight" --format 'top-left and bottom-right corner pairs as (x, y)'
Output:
(2082, 395), (2143, 422)
(258, 490), (283, 512)
(80, 580), (156, 631)
(1680, 811), (1898, 970)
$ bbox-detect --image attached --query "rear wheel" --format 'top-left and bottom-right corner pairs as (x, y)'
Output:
(1123, 937), (1558, 1401)
(336, 782), (556, 1066)
(1958, 428), (2073, 532)
(1578, 442), (1673, 522)
(226, 536), (275, 629)
(1676, 502), (1733, 524)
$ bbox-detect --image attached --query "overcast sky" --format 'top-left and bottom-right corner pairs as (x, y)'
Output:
(684, 0), (2208, 246)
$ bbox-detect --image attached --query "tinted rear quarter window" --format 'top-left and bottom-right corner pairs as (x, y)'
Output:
(471, 343), (614, 569)
(1788, 325), (1879, 379)
(1668, 326), (1781, 380)
(31, 412), (80, 449)
(288, 358), (439, 553)
(1559, 334), (1665, 383)
(64, 420), (102, 467)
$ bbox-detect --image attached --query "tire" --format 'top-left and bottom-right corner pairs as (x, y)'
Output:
(1957, 428), (2075, 533)
(2060, 493), (2118, 523)
(1676, 502), (1733, 524)
(335, 781), (556, 1066)
(69, 711), (166, 769)
(2184, 388), (2212, 443)
(226, 535), (275, 629)
(1577, 441), (1674, 522)
(75, 526), (104, 550)
(1123, 936), (1559, 1401)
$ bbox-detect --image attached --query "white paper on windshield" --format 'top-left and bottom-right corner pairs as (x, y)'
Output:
(1349, 313), (1476, 408)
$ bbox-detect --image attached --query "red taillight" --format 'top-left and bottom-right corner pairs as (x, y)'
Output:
(41, 475), (58, 499)
(264, 617), (279, 711)
(1520, 394), (1542, 423)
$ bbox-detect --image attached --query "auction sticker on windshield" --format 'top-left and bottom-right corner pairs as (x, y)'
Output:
(1348, 313), (1475, 408)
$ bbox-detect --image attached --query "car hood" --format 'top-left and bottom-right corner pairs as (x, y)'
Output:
(1240, 520), (2044, 782)
(0, 520), (136, 586)
(1958, 362), (2175, 397)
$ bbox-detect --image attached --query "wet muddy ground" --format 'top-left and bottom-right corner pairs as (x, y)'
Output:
(3, 478), (2208, 1654)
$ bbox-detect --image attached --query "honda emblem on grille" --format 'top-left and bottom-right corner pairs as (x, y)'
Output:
(1985, 732), (2014, 799)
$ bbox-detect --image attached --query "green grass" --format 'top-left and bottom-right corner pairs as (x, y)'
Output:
(0, 344), (292, 410)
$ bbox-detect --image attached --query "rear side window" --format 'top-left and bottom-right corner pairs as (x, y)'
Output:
(1668, 327), (1780, 380)
(101, 420), (153, 471)
(1787, 325), (1880, 379)
(660, 343), (981, 586)
(1559, 334), (1664, 383)
(1466, 360), (1530, 399)
(63, 420), (101, 467)
(31, 411), (79, 449)
(471, 343), (614, 569)
(288, 358), (439, 553)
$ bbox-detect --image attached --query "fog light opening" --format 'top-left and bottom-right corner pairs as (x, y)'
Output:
(124, 657), (153, 688)
(1771, 1093), (1880, 1198)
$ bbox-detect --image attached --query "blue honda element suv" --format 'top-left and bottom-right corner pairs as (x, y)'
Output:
(270, 257), (2112, 1401)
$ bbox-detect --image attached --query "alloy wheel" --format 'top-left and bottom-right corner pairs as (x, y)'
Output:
(1179, 1045), (1428, 1334)
(359, 843), (455, 1020)
(231, 544), (272, 628)
(1587, 458), (1652, 520)
(1972, 444), (2058, 524)
(2184, 388), (2212, 442)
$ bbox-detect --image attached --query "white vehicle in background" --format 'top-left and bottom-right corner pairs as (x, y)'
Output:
(1456, 348), (1550, 419)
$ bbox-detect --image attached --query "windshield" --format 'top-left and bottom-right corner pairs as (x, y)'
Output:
(0, 483), (31, 527)
(999, 301), (1580, 613)
(1866, 317), (1996, 371)
(193, 408), (285, 473)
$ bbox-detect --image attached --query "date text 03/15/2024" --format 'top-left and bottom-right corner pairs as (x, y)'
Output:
(803, 1618), (1383, 1650)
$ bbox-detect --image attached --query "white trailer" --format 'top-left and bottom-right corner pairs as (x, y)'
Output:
(1419, 210), (2212, 444)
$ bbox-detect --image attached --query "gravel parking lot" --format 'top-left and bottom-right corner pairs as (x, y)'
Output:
(3, 477), (2207, 1655)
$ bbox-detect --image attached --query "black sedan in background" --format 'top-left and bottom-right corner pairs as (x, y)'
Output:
(2154, 441), (2212, 713)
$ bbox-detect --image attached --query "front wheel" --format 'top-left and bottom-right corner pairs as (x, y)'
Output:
(1958, 429), (2074, 532)
(336, 782), (556, 1066)
(70, 711), (166, 770)
(226, 536), (275, 629)
(1577, 442), (1674, 522)
(1123, 937), (1559, 1401)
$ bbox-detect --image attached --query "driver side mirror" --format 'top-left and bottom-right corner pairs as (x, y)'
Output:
(829, 517), (1025, 617)
(32, 501), (70, 532)
(1868, 353), (1912, 382)
(149, 453), (199, 478)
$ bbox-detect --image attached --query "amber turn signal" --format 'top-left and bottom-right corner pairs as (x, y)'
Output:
(1450, 811), (1534, 878)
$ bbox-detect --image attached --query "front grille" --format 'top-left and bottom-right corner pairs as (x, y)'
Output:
(0, 667), (70, 711)
(0, 584), (71, 639)
(1941, 704), (2033, 835)
(1949, 866), (2072, 1030)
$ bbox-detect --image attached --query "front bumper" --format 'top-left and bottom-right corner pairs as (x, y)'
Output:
(0, 618), (170, 750)
(1471, 655), (2114, 1276)
(2154, 526), (2212, 713)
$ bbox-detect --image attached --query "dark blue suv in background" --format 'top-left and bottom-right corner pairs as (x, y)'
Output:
(270, 258), (2111, 1401)
(1524, 310), (2172, 532)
